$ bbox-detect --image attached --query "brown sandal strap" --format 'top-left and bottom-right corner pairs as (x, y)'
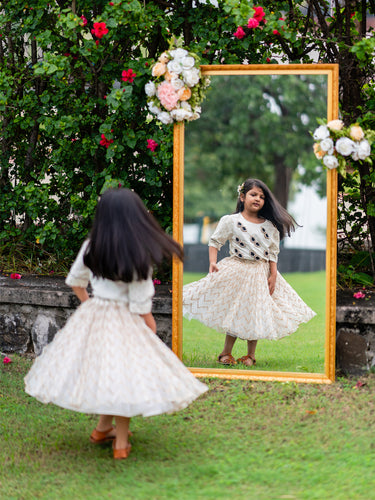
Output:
(218, 353), (237, 365)
(237, 355), (256, 365)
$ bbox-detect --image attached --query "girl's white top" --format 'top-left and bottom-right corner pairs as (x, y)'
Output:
(65, 240), (154, 315)
(208, 213), (280, 263)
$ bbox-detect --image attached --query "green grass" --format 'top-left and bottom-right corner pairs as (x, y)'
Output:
(183, 271), (326, 373)
(1, 356), (375, 499)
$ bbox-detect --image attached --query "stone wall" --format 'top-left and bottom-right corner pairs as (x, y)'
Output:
(336, 291), (375, 375)
(0, 275), (172, 355)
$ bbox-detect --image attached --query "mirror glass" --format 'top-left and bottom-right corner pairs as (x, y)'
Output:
(173, 65), (338, 383)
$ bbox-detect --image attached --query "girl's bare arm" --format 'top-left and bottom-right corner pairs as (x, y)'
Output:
(209, 246), (219, 273)
(72, 286), (90, 303)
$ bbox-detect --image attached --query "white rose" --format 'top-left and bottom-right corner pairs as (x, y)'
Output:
(323, 155), (339, 169)
(313, 125), (330, 141)
(182, 67), (200, 87)
(157, 111), (173, 124)
(181, 56), (195, 70)
(167, 59), (183, 74)
(170, 108), (193, 121)
(327, 119), (344, 131)
(320, 138), (334, 153)
(145, 81), (156, 97)
(355, 139), (371, 160)
(189, 112), (200, 121)
(180, 101), (192, 112)
(170, 77), (185, 91)
(335, 137), (355, 156)
(148, 102), (161, 115)
(169, 48), (188, 60)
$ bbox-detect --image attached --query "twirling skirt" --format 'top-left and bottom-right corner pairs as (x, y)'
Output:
(25, 298), (208, 417)
(183, 257), (316, 341)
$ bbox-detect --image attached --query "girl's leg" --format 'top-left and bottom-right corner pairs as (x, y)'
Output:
(90, 415), (116, 443)
(218, 334), (237, 364)
(96, 414), (114, 432)
(247, 340), (257, 358)
(113, 416), (131, 450)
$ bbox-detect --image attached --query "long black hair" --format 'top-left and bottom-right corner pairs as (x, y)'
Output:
(83, 188), (183, 282)
(236, 178), (298, 239)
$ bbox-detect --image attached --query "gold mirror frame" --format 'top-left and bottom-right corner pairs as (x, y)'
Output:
(172, 64), (339, 383)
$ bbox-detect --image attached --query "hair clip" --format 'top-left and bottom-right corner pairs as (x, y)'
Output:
(237, 182), (244, 195)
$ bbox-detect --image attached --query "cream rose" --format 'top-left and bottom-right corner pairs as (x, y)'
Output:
(152, 62), (166, 77)
(157, 111), (173, 124)
(148, 101), (161, 115)
(170, 77), (185, 91)
(144, 81), (156, 97)
(354, 139), (371, 160)
(167, 60), (183, 74)
(182, 67), (200, 87)
(349, 126), (365, 141)
(181, 56), (195, 70)
(327, 119), (344, 131)
(158, 52), (169, 64)
(320, 138), (334, 154)
(177, 87), (192, 101)
(170, 107), (193, 121)
(313, 142), (326, 159)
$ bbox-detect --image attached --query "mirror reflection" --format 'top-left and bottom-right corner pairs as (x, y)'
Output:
(182, 73), (328, 373)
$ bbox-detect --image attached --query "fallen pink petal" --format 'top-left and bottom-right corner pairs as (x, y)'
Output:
(10, 273), (22, 279)
(3, 356), (12, 364)
(153, 279), (161, 285)
(353, 291), (366, 299)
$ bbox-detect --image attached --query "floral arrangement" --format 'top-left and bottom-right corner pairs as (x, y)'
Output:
(145, 43), (210, 124)
(312, 119), (373, 173)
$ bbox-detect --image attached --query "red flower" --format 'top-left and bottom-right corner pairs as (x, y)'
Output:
(121, 69), (136, 83)
(233, 26), (246, 39)
(99, 134), (114, 148)
(147, 139), (158, 152)
(109, 1), (114, 4)
(3, 356), (12, 364)
(153, 279), (161, 285)
(247, 17), (259, 29)
(253, 6), (266, 22)
(273, 18), (285, 35)
(91, 22), (108, 39)
(266, 57), (271, 63)
(353, 291), (366, 299)
(10, 273), (22, 279)
(80, 15), (88, 26)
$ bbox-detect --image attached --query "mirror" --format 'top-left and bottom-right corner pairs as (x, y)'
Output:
(172, 64), (338, 383)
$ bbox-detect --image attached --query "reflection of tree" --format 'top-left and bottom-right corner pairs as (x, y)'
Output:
(184, 75), (327, 220)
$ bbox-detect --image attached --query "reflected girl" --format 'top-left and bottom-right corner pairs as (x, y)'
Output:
(183, 178), (316, 367)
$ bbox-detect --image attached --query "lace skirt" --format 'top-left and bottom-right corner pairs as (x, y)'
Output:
(183, 257), (316, 341)
(25, 297), (208, 416)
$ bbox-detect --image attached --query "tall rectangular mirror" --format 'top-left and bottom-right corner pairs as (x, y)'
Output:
(173, 64), (338, 383)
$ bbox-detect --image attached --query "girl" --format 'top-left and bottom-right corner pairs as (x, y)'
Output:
(183, 178), (316, 367)
(25, 188), (208, 459)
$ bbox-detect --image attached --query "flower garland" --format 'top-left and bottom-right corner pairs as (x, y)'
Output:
(145, 44), (210, 124)
(312, 119), (374, 173)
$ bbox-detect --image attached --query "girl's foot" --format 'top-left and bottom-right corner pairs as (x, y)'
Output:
(237, 355), (256, 367)
(217, 353), (237, 365)
(90, 427), (116, 444)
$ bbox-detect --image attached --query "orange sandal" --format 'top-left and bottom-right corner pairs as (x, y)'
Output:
(113, 440), (132, 460)
(237, 355), (256, 367)
(217, 353), (237, 365)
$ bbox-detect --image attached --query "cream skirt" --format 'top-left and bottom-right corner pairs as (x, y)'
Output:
(25, 298), (207, 416)
(183, 257), (316, 341)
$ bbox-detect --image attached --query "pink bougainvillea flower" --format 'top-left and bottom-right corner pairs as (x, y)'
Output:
(80, 15), (88, 26)
(121, 69), (136, 83)
(253, 6), (266, 22)
(3, 356), (12, 364)
(353, 291), (366, 299)
(153, 279), (161, 285)
(157, 80), (179, 111)
(247, 17), (260, 29)
(147, 139), (159, 152)
(233, 26), (246, 39)
(10, 273), (22, 279)
(99, 134), (114, 148)
(91, 22), (108, 39)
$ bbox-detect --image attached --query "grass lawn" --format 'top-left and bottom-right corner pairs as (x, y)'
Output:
(183, 271), (326, 372)
(1, 355), (375, 500)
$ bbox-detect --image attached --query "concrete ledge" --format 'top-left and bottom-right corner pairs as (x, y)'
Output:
(0, 275), (172, 355)
(336, 290), (375, 375)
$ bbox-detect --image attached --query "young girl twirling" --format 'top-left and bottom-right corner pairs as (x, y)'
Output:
(183, 178), (316, 367)
(25, 188), (207, 459)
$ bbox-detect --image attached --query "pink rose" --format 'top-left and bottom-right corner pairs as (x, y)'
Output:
(233, 26), (246, 39)
(253, 6), (266, 22)
(80, 15), (88, 26)
(247, 17), (260, 28)
(157, 81), (179, 111)
(147, 139), (158, 152)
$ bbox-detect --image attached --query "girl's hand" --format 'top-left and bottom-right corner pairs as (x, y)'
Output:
(141, 312), (157, 333)
(268, 275), (276, 295)
(209, 262), (219, 273)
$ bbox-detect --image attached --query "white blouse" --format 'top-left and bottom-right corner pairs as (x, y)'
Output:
(65, 240), (155, 315)
(208, 213), (280, 263)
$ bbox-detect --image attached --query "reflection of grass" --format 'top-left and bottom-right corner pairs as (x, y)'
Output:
(183, 271), (326, 373)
